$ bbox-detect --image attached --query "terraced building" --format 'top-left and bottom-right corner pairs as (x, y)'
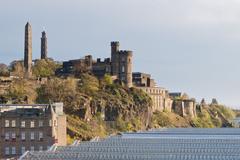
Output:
(0, 103), (66, 159)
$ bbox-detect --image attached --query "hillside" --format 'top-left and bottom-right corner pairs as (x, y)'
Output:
(0, 72), (236, 144)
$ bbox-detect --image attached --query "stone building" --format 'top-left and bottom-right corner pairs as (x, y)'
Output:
(137, 86), (172, 112)
(170, 92), (197, 118)
(24, 22), (32, 78)
(132, 72), (156, 87)
(57, 42), (133, 87)
(0, 103), (66, 159)
(56, 55), (93, 76)
(41, 31), (48, 59)
(92, 58), (111, 77)
(133, 72), (172, 112)
(111, 42), (133, 88)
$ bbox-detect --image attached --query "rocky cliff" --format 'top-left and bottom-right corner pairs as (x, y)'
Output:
(0, 73), (236, 143)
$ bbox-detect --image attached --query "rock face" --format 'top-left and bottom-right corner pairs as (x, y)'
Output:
(172, 99), (196, 118)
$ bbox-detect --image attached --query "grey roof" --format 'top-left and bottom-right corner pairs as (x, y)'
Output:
(20, 128), (240, 160)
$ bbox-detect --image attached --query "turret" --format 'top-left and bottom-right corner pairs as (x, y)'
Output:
(111, 41), (120, 54)
(111, 41), (120, 76)
(118, 50), (133, 88)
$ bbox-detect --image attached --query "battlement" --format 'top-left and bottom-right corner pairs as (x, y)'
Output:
(119, 50), (133, 56)
(111, 41), (120, 46)
(96, 58), (111, 63)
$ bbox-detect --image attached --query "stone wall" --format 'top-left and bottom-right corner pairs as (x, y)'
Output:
(172, 99), (196, 118)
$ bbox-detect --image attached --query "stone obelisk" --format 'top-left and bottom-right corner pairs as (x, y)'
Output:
(24, 22), (32, 78)
(41, 31), (47, 59)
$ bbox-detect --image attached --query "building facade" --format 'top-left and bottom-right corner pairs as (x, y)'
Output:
(138, 86), (172, 112)
(133, 72), (172, 112)
(0, 103), (66, 159)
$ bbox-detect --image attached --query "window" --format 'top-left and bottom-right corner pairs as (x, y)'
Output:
(21, 147), (26, 154)
(121, 66), (125, 73)
(11, 147), (16, 155)
(39, 132), (43, 141)
(11, 120), (16, 127)
(11, 132), (16, 140)
(39, 146), (43, 151)
(39, 120), (43, 127)
(21, 132), (25, 140)
(5, 133), (9, 140)
(30, 132), (35, 140)
(21, 121), (25, 128)
(5, 120), (9, 127)
(30, 146), (34, 151)
(5, 147), (9, 155)
(30, 121), (35, 128)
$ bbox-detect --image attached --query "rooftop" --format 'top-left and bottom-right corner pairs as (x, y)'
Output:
(20, 128), (240, 160)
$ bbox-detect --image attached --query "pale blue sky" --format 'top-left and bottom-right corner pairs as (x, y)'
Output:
(0, 0), (240, 108)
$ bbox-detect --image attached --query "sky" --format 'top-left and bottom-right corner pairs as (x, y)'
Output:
(0, 0), (240, 108)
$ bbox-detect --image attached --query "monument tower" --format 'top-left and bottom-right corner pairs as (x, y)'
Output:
(24, 22), (32, 77)
(41, 31), (48, 59)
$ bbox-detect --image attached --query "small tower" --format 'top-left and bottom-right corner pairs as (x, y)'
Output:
(118, 50), (133, 88)
(111, 41), (120, 76)
(24, 22), (32, 78)
(41, 31), (48, 59)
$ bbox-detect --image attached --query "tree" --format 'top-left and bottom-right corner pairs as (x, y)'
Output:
(0, 63), (9, 76)
(9, 61), (25, 77)
(78, 73), (99, 95)
(33, 59), (60, 77)
(6, 79), (37, 104)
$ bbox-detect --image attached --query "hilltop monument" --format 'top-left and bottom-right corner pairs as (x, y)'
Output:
(24, 22), (32, 78)
(41, 31), (48, 59)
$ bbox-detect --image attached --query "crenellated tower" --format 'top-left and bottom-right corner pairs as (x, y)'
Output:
(41, 31), (48, 59)
(24, 22), (32, 78)
(118, 50), (133, 88)
(110, 42), (133, 88)
(111, 41), (120, 76)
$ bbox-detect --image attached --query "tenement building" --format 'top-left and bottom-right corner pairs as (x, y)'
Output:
(56, 42), (133, 87)
(0, 103), (66, 159)
(132, 72), (172, 112)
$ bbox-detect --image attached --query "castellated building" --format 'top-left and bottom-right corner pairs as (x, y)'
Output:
(111, 42), (133, 88)
(0, 103), (66, 159)
(24, 22), (32, 78)
(57, 41), (133, 87)
(41, 31), (48, 59)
